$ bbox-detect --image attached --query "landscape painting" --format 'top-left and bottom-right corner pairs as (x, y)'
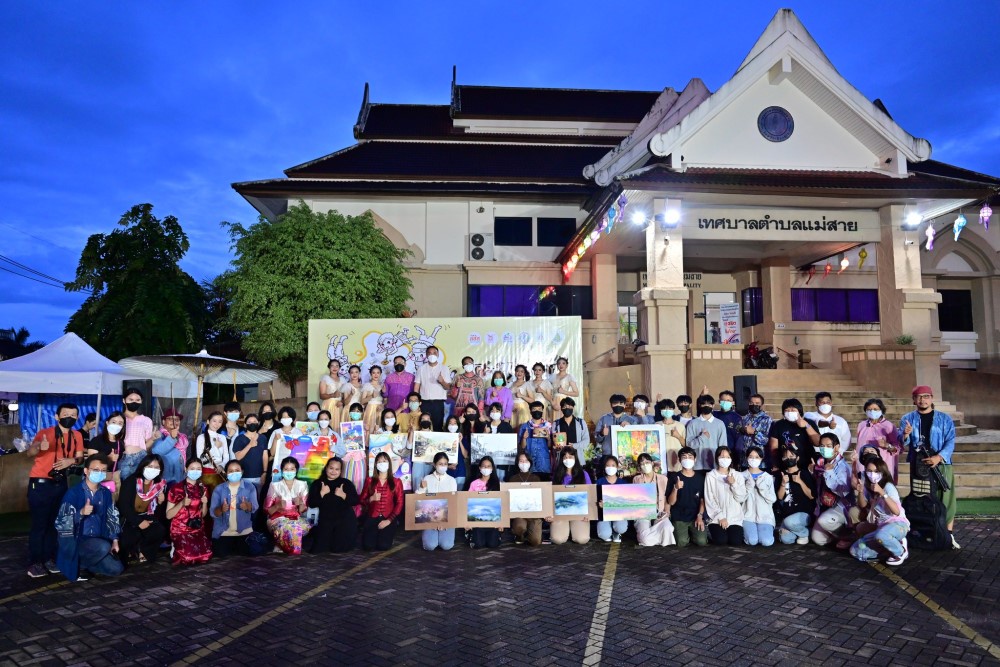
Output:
(500, 481), (553, 519)
(457, 491), (506, 528)
(470, 433), (517, 467)
(466, 497), (502, 522)
(550, 484), (596, 520)
(404, 492), (457, 530)
(413, 431), (460, 463)
(600, 482), (658, 521)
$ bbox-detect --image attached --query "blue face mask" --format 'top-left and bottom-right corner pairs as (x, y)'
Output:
(187, 469), (203, 482)
(719, 400), (734, 412)
(660, 409), (674, 419)
(306, 411), (319, 421)
(349, 412), (362, 421)
(282, 470), (297, 481)
(227, 472), (243, 483)
(87, 470), (106, 484)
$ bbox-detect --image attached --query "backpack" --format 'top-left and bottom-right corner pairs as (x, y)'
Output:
(902, 491), (950, 550)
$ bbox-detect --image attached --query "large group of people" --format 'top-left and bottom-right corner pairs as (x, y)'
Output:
(22, 349), (958, 581)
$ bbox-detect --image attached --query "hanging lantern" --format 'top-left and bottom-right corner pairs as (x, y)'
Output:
(838, 256), (849, 274)
(822, 261), (832, 279)
(925, 224), (936, 251)
(858, 247), (869, 269)
(953, 213), (967, 242)
(805, 266), (816, 285)
(980, 203), (992, 230)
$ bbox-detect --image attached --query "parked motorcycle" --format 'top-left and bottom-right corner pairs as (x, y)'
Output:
(744, 341), (778, 369)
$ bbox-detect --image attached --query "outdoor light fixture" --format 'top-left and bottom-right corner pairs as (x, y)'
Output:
(662, 208), (681, 227)
(631, 211), (647, 225)
(8, 402), (18, 412)
(903, 212), (922, 229)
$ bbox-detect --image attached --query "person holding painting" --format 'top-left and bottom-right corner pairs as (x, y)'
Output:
(553, 397), (591, 466)
(595, 455), (628, 543)
(518, 401), (553, 480)
(508, 451), (543, 546)
(464, 455), (502, 549)
(417, 452), (458, 551)
(633, 452), (674, 546)
(547, 447), (591, 546)
(594, 394), (637, 460)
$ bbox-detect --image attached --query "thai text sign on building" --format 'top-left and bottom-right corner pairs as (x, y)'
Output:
(684, 207), (880, 242)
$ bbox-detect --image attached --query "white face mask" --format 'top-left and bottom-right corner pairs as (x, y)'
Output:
(447, 424), (459, 433)
(384, 418), (396, 427)
(518, 462), (531, 473)
(785, 411), (799, 422)
(280, 417), (293, 427)
(318, 420), (331, 429)
(490, 412), (501, 421)
(142, 467), (160, 480)
(747, 458), (762, 469)
(633, 401), (646, 411)
(107, 423), (123, 436)
(641, 463), (653, 474)
(480, 468), (492, 477)
(818, 404), (833, 415)
(605, 466), (618, 477)
(680, 459), (695, 470)
(376, 461), (390, 473)
(427, 354), (439, 364)
(464, 364), (475, 373)
(866, 409), (883, 421)
(563, 459), (575, 469)
(717, 458), (732, 469)
(866, 471), (882, 484)
(436, 465), (448, 475)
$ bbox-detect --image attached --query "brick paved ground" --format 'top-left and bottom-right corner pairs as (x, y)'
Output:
(0, 521), (997, 666)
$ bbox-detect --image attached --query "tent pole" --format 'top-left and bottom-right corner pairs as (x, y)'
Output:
(193, 375), (204, 439)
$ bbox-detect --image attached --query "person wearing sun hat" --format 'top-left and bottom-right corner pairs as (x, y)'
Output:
(151, 408), (188, 484)
(899, 385), (958, 549)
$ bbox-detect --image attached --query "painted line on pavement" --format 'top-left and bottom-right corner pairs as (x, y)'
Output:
(582, 542), (620, 667)
(171, 537), (415, 666)
(0, 578), (69, 606)
(870, 561), (1000, 661)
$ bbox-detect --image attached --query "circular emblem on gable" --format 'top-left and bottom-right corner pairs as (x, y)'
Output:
(757, 106), (794, 142)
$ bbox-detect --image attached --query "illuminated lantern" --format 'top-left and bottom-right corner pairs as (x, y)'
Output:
(822, 261), (832, 279)
(805, 266), (816, 285)
(858, 247), (868, 269)
(979, 203), (992, 230)
(838, 257), (849, 274)
(953, 213), (967, 242)
(925, 224), (936, 251)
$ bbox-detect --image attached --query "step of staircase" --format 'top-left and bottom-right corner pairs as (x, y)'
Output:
(895, 430), (1000, 499)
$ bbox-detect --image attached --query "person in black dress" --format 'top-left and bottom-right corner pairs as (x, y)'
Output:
(116, 454), (168, 564)
(307, 457), (359, 553)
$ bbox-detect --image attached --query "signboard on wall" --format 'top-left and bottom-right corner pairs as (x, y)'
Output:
(308, 317), (584, 414)
(719, 303), (741, 344)
(683, 207), (880, 242)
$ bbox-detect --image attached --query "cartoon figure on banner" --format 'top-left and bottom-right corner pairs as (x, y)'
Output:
(358, 327), (415, 378)
(408, 324), (443, 371)
(326, 335), (350, 380)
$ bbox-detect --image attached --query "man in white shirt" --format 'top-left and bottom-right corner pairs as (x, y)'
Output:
(413, 345), (451, 431)
(804, 391), (852, 451)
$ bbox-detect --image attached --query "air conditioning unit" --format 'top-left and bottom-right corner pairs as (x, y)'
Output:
(469, 233), (494, 261)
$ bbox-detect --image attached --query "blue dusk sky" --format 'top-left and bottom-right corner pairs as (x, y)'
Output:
(2, 2), (998, 345)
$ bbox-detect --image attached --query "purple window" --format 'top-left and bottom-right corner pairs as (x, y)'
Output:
(791, 289), (878, 323)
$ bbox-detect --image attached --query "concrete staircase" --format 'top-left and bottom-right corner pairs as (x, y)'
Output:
(743, 369), (997, 499)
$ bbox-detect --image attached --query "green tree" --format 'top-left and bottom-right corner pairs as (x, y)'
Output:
(0, 326), (45, 360)
(65, 204), (208, 358)
(220, 202), (412, 392)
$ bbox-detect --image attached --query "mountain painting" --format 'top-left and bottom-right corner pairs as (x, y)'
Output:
(600, 482), (658, 521)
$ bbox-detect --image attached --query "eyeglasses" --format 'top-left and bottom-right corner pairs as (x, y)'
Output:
(915, 394), (933, 399)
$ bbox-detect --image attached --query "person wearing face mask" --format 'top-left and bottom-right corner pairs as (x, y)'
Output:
(165, 459), (212, 566)
(264, 457), (311, 555)
(194, 411), (231, 498)
(519, 401), (553, 480)
(774, 447), (816, 544)
(804, 392), (852, 455)
(736, 394), (772, 470)
(632, 452), (674, 546)
(766, 398), (819, 471)
(360, 451), (404, 551)
(233, 414), (268, 497)
(685, 396), (728, 471)
(256, 402), (279, 444)
(117, 454), (168, 565)
(547, 448), (592, 545)
(675, 394), (694, 425)
(667, 447), (708, 547)
(375, 408), (401, 436)
(451, 411), (478, 488)
(849, 457), (910, 565)
(86, 412), (126, 498)
(484, 371), (514, 422)
(630, 394), (655, 425)
(54, 454), (123, 582)
(711, 390), (742, 452)
(414, 345), (451, 430)
(810, 433), (856, 548)
(308, 457), (360, 553)
(339, 364), (364, 426)
(450, 356), (485, 419)
(267, 407), (303, 483)
(399, 392), (424, 434)
(465, 455), (502, 548)
(595, 394), (638, 458)
(553, 397), (591, 466)
(26, 403), (85, 578)
(209, 460), (259, 557)
(221, 401), (244, 442)
(483, 402), (516, 478)
(303, 402), (322, 425)
(119, 389), (158, 482)
(740, 446), (776, 546)
(855, 398), (900, 483)
(384, 355), (415, 412)
(653, 398), (685, 472)
(703, 446), (748, 545)
(508, 452), (543, 546)
(416, 452), (458, 551)
(595, 455), (629, 543)
(151, 408), (187, 484)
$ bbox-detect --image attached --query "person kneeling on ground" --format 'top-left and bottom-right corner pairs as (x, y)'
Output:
(417, 452), (458, 551)
(774, 447), (815, 544)
(360, 451), (404, 551)
(633, 452), (674, 546)
(668, 447), (708, 546)
(55, 454), (123, 582)
(595, 455), (629, 543)
(308, 457), (360, 554)
(465, 456), (502, 548)
(850, 457), (909, 566)
(116, 454), (168, 565)
(547, 447), (591, 545)
(741, 447), (776, 546)
(704, 446), (748, 545)
(508, 452), (543, 546)
(210, 460), (259, 557)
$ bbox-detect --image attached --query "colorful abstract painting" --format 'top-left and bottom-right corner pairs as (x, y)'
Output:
(611, 425), (666, 476)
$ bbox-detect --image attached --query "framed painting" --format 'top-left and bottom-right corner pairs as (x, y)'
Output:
(500, 481), (552, 519)
(470, 433), (517, 467)
(598, 482), (658, 521)
(404, 492), (457, 531)
(610, 424), (666, 477)
(457, 491), (506, 529)
(550, 484), (598, 521)
(413, 431), (460, 463)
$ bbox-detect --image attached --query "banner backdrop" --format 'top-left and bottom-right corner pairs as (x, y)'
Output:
(308, 317), (584, 415)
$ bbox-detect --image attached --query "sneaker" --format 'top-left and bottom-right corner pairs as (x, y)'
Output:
(27, 564), (48, 578)
(950, 533), (961, 550)
(887, 539), (909, 566)
(75, 573), (90, 582)
(599, 536), (611, 542)
(43, 560), (60, 574)
(796, 537), (809, 545)
(612, 533), (622, 543)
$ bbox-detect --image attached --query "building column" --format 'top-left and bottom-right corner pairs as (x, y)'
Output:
(760, 257), (791, 345)
(635, 198), (689, 396)
(584, 254), (622, 371)
(877, 204), (948, 397)
(971, 276), (1000, 372)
